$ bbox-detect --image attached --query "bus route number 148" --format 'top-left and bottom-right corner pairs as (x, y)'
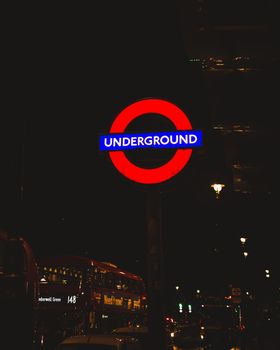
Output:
(67, 295), (77, 304)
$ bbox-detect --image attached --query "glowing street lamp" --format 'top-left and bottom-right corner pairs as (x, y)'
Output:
(211, 183), (225, 199)
(240, 237), (247, 245)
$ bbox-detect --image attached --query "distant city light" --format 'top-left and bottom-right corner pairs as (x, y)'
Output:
(175, 285), (179, 290)
(211, 183), (225, 199)
(178, 303), (183, 313)
(240, 237), (247, 244)
(243, 251), (248, 258)
(196, 289), (200, 294)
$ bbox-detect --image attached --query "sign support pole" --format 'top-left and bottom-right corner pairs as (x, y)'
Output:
(145, 188), (167, 350)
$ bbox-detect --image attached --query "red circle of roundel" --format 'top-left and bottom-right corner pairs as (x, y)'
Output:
(109, 98), (193, 184)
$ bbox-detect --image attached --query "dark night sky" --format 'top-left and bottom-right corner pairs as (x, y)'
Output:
(2, 2), (279, 295)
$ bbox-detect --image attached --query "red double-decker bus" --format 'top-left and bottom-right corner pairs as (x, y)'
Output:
(0, 230), (39, 348)
(36, 255), (147, 347)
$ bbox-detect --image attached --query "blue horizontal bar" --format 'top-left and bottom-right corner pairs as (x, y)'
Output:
(100, 130), (202, 151)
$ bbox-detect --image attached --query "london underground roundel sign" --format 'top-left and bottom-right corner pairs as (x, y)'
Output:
(100, 98), (202, 184)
